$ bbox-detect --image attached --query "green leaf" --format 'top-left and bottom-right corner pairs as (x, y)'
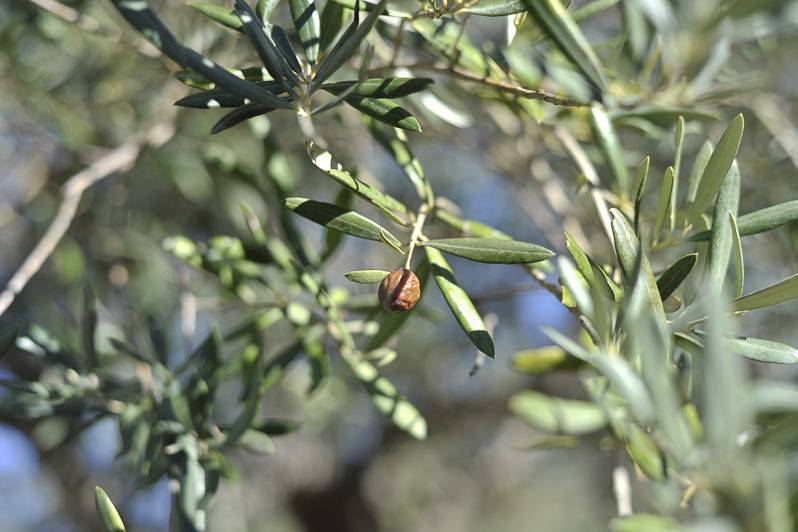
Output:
(610, 106), (719, 126)
(653, 166), (674, 239)
(257, 0), (281, 20)
(345, 269), (390, 283)
(271, 25), (303, 73)
(730, 213), (744, 298)
(289, 0), (320, 63)
(708, 161), (740, 286)
(340, 95), (421, 132)
(670, 116), (685, 230)
(687, 114), (744, 225)
(690, 200), (798, 241)
(319, 0), (347, 52)
(511, 346), (583, 374)
(457, 0), (525, 16)
(306, 143), (409, 222)
(509, 390), (608, 434)
(558, 257), (593, 317)
(322, 188), (353, 260)
(733, 273), (798, 312)
(590, 104), (629, 194)
(610, 209), (665, 319)
(342, 351), (427, 439)
(656, 253), (698, 301)
(632, 156), (649, 232)
(95, 487), (126, 532)
(623, 424), (664, 480)
(239, 429), (276, 454)
(284, 197), (402, 247)
(190, 3), (243, 30)
(174, 81), (285, 108)
(312, 0), (389, 89)
(423, 238), (553, 264)
(323, 77), (434, 98)
(686, 139), (713, 207)
(523, 0), (608, 97)
(731, 337), (798, 364)
(234, 2), (300, 86)
(425, 247), (494, 357)
(210, 104), (276, 134)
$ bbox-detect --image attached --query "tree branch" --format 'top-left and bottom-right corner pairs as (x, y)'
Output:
(0, 122), (175, 317)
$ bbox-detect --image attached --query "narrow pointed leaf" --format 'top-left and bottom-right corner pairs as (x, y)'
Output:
(558, 257), (593, 317)
(210, 104), (276, 134)
(689, 200), (798, 241)
(190, 3), (243, 30)
(306, 143), (409, 220)
(670, 116), (685, 230)
(731, 337), (798, 364)
(656, 253), (698, 301)
(423, 238), (553, 264)
(653, 166), (674, 239)
(257, 0), (281, 20)
(610, 209), (665, 318)
(289, 0), (321, 63)
(522, 0), (608, 97)
(459, 0), (526, 15)
(426, 247), (494, 357)
(730, 213), (744, 298)
(323, 77), (434, 98)
(342, 95), (421, 132)
(234, 3), (300, 86)
(95, 487), (126, 532)
(686, 139), (713, 207)
(271, 25), (303, 73)
(509, 390), (607, 434)
(110, 0), (188, 65)
(632, 156), (649, 232)
(687, 114), (744, 225)
(733, 273), (798, 312)
(319, 0), (347, 52)
(511, 346), (583, 374)
(345, 269), (390, 283)
(590, 104), (629, 194)
(708, 161), (740, 286)
(175, 81), (285, 109)
(342, 351), (427, 438)
(284, 197), (402, 247)
(312, 0), (389, 89)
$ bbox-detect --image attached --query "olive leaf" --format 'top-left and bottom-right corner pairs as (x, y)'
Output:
(689, 200), (798, 241)
(708, 161), (740, 286)
(425, 247), (494, 357)
(653, 166), (674, 240)
(283, 197), (402, 248)
(345, 269), (390, 283)
(323, 77), (434, 98)
(210, 104), (277, 134)
(289, 0), (321, 64)
(95, 486), (126, 532)
(339, 95), (422, 132)
(733, 273), (798, 312)
(632, 156), (649, 232)
(730, 337), (798, 364)
(422, 238), (553, 264)
(306, 142), (410, 222)
(190, 3), (243, 30)
(457, 0), (526, 16)
(590, 104), (628, 194)
(319, 0), (348, 52)
(509, 390), (608, 434)
(656, 253), (698, 301)
(687, 114), (744, 225)
(670, 116), (685, 230)
(511, 346), (583, 374)
(730, 213), (744, 298)
(523, 0), (608, 98)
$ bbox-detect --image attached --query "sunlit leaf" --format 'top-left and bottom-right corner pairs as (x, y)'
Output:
(733, 273), (798, 312)
(590, 104), (629, 194)
(509, 390), (608, 434)
(690, 200), (798, 241)
(426, 247), (494, 357)
(423, 238), (553, 264)
(95, 487), (126, 532)
(458, 0), (525, 16)
(323, 77), (434, 98)
(190, 3), (243, 30)
(511, 346), (583, 374)
(687, 114), (744, 225)
(289, 0), (321, 63)
(345, 269), (390, 283)
(341, 95), (422, 132)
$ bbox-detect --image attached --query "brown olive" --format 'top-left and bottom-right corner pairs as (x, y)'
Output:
(378, 268), (421, 313)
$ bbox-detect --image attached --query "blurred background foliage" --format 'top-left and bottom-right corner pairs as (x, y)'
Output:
(2, 0), (798, 531)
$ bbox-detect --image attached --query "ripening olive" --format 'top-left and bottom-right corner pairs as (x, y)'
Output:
(378, 268), (421, 313)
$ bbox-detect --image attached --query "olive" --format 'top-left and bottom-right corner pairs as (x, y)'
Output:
(378, 268), (421, 313)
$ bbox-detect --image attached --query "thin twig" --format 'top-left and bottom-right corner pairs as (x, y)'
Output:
(0, 122), (175, 317)
(370, 62), (585, 107)
(25, 0), (160, 57)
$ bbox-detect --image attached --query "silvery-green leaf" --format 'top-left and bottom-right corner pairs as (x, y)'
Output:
(733, 273), (798, 312)
(323, 77), (434, 98)
(730, 213), (744, 298)
(689, 200), (798, 241)
(190, 3), (243, 30)
(653, 166), (674, 239)
(345, 269), (390, 283)
(95, 487), (126, 532)
(457, 0), (525, 16)
(423, 238), (553, 264)
(289, 0), (321, 63)
(708, 161), (740, 286)
(590, 104), (629, 194)
(509, 390), (608, 434)
(342, 95), (421, 132)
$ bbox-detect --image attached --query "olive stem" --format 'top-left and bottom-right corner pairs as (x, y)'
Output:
(404, 204), (429, 269)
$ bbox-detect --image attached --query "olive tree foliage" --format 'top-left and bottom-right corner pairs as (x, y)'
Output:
(4, 0), (798, 530)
